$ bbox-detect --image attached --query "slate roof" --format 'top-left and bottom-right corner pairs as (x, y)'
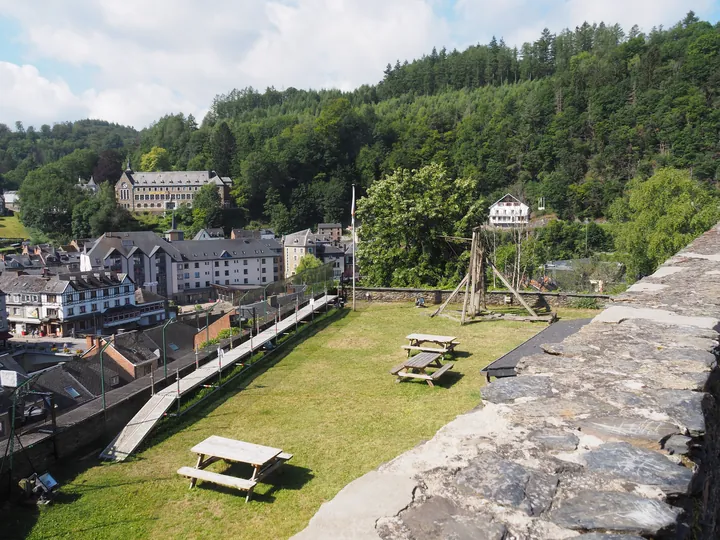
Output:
(34, 365), (96, 409)
(318, 223), (341, 229)
(0, 274), (70, 294)
(284, 229), (315, 248)
(63, 355), (127, 395)
(173, 238), (281, 261)
(123, 170), (231, 187)
(143, 321), (198, 362)
(112, 331), (160, 366)
(134, 288), (166, 305)
(193, 228), (225, 240)
(85, 231), (183, 262)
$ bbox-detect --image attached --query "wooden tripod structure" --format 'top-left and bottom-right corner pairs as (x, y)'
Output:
(431, 227), (554, 325)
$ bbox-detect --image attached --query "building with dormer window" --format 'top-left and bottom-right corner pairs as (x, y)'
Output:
(114, 161), (232, 213)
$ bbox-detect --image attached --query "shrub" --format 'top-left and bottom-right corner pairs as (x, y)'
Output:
(571, 297), (600, 309)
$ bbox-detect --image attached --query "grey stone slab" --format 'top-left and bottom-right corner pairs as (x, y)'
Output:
(529, 429), (580, 451)
(377, 497), (507, 540)
(663, 434), (692, 456)
(549, 490), (682, 535)
(577, 416), (679, 444)
(655, 389), (706, 436)
(577, 535), (645, 540)
(583, 442), (693, 495)
(481, 376), (555, 403)
(593, 306), (720, 331)
(455, 455), (557, 516)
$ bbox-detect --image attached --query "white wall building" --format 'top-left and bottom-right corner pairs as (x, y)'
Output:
(0, 272), (136, 336)
(488, 194), (530, 228)
(80, 232), (282, 305)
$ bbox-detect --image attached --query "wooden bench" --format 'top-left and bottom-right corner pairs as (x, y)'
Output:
(430, 362), (453, 381)
(178, 466), (257, 496)
(390, 363), (406, 375)
(401, 342), (461, 357)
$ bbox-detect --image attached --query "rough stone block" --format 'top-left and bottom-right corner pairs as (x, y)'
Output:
(481, 376), (555, 403)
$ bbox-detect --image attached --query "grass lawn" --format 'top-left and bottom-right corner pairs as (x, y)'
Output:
(0, 214), (29, 239)
(3, 303), (597, 540)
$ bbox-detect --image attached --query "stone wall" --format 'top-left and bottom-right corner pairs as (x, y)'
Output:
(354, 287), (610, 309)
(295, 225), (720, 540)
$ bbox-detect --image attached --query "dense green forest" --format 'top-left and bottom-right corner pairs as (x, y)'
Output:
(1, 12), (719, 284)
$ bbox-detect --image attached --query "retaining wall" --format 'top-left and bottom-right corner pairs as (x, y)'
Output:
(295, 225), (720, 540)
(354, 287), (610, 309)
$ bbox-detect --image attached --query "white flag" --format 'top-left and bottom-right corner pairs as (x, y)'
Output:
(351, 184), (356, 225)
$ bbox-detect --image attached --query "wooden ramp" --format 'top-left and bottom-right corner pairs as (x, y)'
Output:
(100, 295), (336, 462)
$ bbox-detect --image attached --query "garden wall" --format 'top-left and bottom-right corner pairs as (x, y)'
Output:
(354, 286), (610, 308)
(296, 225), (720, 540)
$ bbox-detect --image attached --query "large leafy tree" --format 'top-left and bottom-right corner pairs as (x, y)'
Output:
(140, 146), (171, 171)
(295, 253), (322, 274)
(72, 184), (135, 238)
(356, 163), (483, 287)
(192, 184), (222, 229)
(610, 168), (720, 279)
(210, 121), (236, 177)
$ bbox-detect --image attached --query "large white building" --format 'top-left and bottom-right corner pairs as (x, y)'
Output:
(0, 272), (137, 337)
(80, 232), (282, 305)
(488, 194), (530, 228)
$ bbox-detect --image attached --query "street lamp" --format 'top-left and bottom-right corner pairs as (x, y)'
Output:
(162, 317), (176, 381)
(98, 337), (112, 419)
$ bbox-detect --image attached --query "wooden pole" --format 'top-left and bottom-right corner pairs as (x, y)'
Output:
(430, 274), (468, 318)
(489, 261), (537, 317)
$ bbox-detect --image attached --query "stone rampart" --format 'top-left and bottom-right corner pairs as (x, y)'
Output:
(354, 287), (610, 309)
(295, 226), (720, 540)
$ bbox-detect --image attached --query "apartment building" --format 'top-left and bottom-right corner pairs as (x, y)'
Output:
(0, 272), (136, 337)
(80, 232), (282, 305)
(283, 228), (345, 278)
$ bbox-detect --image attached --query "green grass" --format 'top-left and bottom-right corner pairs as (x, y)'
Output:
(3, 303), (596, 540)
(0, 214), (29, 239)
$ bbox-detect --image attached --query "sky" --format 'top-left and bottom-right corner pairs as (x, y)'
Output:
(0, 0), (718, 130)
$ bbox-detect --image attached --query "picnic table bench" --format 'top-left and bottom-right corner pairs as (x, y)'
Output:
(402, 333), (460, 357)
(177, 435), (292, 502)
(390, 351), (453, 387)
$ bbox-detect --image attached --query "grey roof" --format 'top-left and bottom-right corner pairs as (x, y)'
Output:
(173, 238), (281, 261)
(123, 170), (231, 187)
(143, 321), (197, 362)
(284, 229), (314, 248)
(34, 365), (96, 409)
(135, 288), (166, 305)
(112, 331), (161, 366)
(0, 274), (70, 294)
(63, 355), (126, 395)
(318, 223), (342, 229)
(86, 231), (183, 262)
(193, 228), (225, 240)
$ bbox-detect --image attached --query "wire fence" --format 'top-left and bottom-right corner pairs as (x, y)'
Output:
(234, 262), (337, 329)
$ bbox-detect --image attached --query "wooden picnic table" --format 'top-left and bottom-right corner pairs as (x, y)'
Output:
(390, 351), (453, 387)
(403, 333), (460, 357)
(177, 435), (292, 502)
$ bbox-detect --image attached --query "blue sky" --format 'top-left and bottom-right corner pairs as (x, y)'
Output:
(0, 0), (718, 129)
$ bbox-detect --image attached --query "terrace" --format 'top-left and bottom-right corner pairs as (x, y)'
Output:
(1, 302), (596, 540)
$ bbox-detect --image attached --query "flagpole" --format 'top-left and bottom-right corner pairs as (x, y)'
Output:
(351, 184), (356, 312)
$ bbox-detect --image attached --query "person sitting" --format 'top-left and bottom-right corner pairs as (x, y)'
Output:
(415, 296), (426, 308)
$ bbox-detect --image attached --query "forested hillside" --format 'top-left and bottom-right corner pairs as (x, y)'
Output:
(1, 13), (718, 247)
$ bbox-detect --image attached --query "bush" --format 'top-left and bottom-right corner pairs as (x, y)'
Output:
(199, 338), (220, 348)
(571, 297), (600, 309)
(217, 327), (241, 340)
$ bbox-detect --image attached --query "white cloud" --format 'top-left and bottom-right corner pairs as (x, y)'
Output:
(0, 62), (86, 127)
(0, 0), (716, 128)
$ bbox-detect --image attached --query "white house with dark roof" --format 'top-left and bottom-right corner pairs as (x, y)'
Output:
(114, 161), (232, 213)
(0, 271), (136, 337)
(488, 194), (530, 228)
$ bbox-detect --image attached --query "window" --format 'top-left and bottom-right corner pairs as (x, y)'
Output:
(110, 376), (120, 386)
(78, 292), (85, 301)
(114, 288), (119, 295)
(125, 285), (131, 292)
(224, 270), (229, 276)
(224, 260), (229, 267)
(125, 298), (130, 305)
(194, 272), (200, 278)
(47, 308), (57, 317)
(90, 291), (97, 299)
(47, 295), (57, 303)
(214, 261), (219, 267)
(194, 262), (199, 268)
(103, 301), (109, 309)
(80, 306), (86, 314)
(115, 300), (120, 307)
(261, 268), (266, 274)
(184, 273), (190, 279)
(243, 269), (248, 275)
(243, 260), (248, 266)
(244, 278), (248, 284)
(195, 282), (200, 288)
(215, 271), (219, 277)
(91, 304), (98, 312)
(68, 308), (74, 316)
(184, 263), (189, 269)
(261, 258), (266, 264)
(225, 280), (230, 285)
(205, 281), (210, 287)
(262, 277), (266, 283)
(65, 387), (81, 398)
